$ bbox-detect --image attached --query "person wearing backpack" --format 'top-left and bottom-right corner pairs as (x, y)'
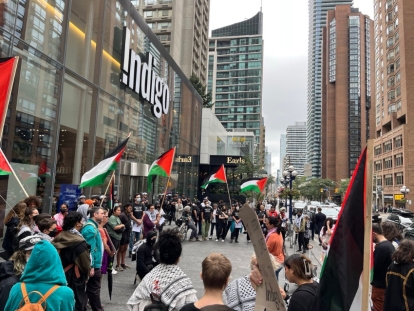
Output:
(4, 239), (75, 311)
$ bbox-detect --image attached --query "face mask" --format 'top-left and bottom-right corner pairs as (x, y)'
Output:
(61, 209), (68, 214)
(49, 229), (58, 238)
(32, 215), (38, 222)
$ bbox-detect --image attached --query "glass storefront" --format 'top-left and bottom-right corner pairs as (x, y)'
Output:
(0, 0), (202, 219)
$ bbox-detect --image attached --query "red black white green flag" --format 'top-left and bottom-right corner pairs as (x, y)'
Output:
(147, 147), (176, 192)
(201, 164), (227, 189)
(80, 136), (129, 188)
(0, 57), (19, 138)
(318, 147), (370, 310)
(240, 177), (268, 193)
(0, 148), (12, 176)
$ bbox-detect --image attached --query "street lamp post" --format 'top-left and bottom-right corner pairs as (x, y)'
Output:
(282, 165), (298, 223)
(400, 185), (410, 209)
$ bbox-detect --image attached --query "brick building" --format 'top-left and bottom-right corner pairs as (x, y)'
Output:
(322, 5), (375, 182)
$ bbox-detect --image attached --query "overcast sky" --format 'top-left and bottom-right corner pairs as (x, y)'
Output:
(209, 0), (374, 175)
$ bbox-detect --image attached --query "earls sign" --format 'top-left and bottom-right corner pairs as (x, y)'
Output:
(120, 27), (170, 118)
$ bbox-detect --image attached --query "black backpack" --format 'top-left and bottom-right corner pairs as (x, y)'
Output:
(143, 293), (168, 311)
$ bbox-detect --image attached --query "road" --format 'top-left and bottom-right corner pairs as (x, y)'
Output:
(100, 225), (324, 310)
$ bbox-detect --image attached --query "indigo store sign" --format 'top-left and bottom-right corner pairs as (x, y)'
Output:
(120, 27), (170, 118)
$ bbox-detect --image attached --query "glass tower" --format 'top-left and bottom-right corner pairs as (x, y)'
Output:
(208, 12), (264, 150)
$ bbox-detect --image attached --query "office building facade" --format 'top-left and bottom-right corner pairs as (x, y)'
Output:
(373, 0), (414, 208)
(286, 122), (307, 176)
(279, 133), (286, 174)
(208, 12), (264, 153)
(135, 0), (210, 85)
(307, 0), (353, 177)
(0, 0), (202, 221)
(322, 5), (375, 182)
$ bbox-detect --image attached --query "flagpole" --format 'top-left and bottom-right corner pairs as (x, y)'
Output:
(100, 171), (115, 207)
(160, 176), (171, 209)
(0, 57), (19, 139)
(223, 165), (232, 205)
(362, 140), (374, 311)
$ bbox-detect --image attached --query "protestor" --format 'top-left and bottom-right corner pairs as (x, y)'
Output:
(371, 223), (395, 311)
(209, 204), (218, 239)
(143, 204), (161, 238)
(257, 204), (267, 236)
(81, 207), (104, 311)
(53, 211), (91, 311)
(98, 209), (116, 275)
(127, 229), (197, 311)
(303, 214), (311, 253)
(293, 209), (306, 252)
(77, 199), (94, 223)
(36, 218), (57, 242)
(1, 202), (26, 259)
(265, 217), (284, 279)
(381, 221), (403, 249)
(182, 253), (233, 311)
(5, 240), (75, 310)
(384, 239), (414, 311)
(118, 204), (133, 270)
(320, 217), (335, 261)
(266, 204), (278, 218)
(136, 230), (158, 281)
(23, 195), (42, 213)
(216, 205), (229, 242)
(201, 200), (212, 241)
(282, 254), (318, 310)
(183, 205), (199, 242)
(175, 198), (184, 222)
(225, 205), (235, 239)
(225, 252), (279, 311)
(106, 205), (125, 272)
(54, 203), (69, 227)
(14, 207), (39, 250)
(278, 207), (289, 242)
(78, 195), (86, 208)
(0, 235), (41, 310)
(230, 204), (243, 243)
(314, 207), (326, 245)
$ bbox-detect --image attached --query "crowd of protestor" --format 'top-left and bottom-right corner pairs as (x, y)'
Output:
(0, 193), (412, 311)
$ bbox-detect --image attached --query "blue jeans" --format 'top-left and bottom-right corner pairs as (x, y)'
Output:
(130, 231), (141, 251)
(276, 265), (284, 281)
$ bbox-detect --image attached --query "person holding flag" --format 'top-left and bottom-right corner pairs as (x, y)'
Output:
(147, 147), (176, 194)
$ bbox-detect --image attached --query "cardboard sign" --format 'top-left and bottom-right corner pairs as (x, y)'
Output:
(239, 204), (286, 311)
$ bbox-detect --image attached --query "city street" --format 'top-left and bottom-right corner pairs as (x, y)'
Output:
(99, 225), (324, 310)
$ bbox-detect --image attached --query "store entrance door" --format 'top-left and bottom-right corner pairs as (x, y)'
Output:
(119, 161), (149, 204)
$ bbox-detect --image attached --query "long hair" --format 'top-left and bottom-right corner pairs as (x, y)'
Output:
(10, 250), (27, 276)
(23, 196), (41, 208)
(4, 202), (26, 224)
(268, 217), (282, 234)
(392, 240), (414, 264)
(17, 207), (37, 230)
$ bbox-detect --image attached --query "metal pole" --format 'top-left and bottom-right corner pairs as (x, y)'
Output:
(289, 176), (293, 223)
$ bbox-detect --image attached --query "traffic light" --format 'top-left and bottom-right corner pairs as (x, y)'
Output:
(320, 188), (323, 193)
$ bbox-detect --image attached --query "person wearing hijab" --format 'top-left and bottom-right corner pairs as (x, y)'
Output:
(77, 199), (94, 224)
(5, 240), (75, 310)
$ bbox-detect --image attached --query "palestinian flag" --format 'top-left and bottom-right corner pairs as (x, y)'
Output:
(240, 177), (267, 194)
(201, 164), (227, 189)
(0, 148), (12, 176)
(0, 57), (19, 137)
(80, 136), (129, 188)
(147, 147), (176, 192)
(318, 147), (370, 310)
(38, 160), (51, 178)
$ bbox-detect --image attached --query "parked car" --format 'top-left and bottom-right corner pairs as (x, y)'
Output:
(319, 206), (340, 223)
(310, 201), (321, 206)
(292, 202), (307, 216)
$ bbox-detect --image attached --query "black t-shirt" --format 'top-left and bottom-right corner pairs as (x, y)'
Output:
(256, 210), (265, 221)
(372, 240), (395, 288)
(119, 212), (132, 231)
(232, 209), (240, 221)
(191, 205), (200, 220)
(132, 203), (144, 219)
(202, 205), (212, 221)
(288, 281), (318, 311)
(181, 303), (235, 311)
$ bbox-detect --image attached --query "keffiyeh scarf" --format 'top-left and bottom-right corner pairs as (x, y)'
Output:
(127, 263), (197, 311)
(69, 228), (83, 238)
(224, 275), (256, 311)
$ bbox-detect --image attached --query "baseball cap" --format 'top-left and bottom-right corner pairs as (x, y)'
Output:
(79, 195), (86, 199)
(19, 235), (42, 251)
(280, 207), (286, 212)
(85, 199), (94, 205)
(100, 195), (106, 199)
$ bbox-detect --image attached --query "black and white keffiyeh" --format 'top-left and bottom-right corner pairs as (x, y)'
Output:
(223, 275), (256, 311)
(127, 263), (197, 311)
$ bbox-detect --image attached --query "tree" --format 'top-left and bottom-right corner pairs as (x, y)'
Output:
(337, 178), (351, 197)
(189, 75), (214, 109)
(298, 178), (336, 201)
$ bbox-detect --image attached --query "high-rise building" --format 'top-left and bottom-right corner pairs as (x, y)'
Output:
(135, 0), (210, 84)
(321, 5), (375, 182)
(208, 12), (264, 152)
(279, 134), (287, 173)
(307, 0), (353, 177)
(286, 122), (307, 176)
(373, 0), (414, 209)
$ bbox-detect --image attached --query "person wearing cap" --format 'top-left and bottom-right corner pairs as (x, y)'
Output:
(78, 195), (86, 208)
(0, 235), (42, 310)
(278, 207), (289, 242)
(77, 199), (94, 224)
(5, 240), (75, 311)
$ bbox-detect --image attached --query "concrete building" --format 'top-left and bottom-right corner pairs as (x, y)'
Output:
(208, 12), (264, 153)
(286, 122), (307, 176)
(135, 0), (210, 84)
(307, 0), (353, 178)
(373, 0), (414, 209)
(321, 5), (375, 182)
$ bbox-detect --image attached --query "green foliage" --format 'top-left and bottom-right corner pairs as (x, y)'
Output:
(297, 178), (336, 201)
(279, 188), (301, 200)
(337, 178), (351, 196)
(189, 75), (214, 109)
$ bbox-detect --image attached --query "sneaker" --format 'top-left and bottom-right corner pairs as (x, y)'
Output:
(209, 237), (212, 240)
(111, 269), (118, 275)
(122, 264), (131, 269)
(229, 239), (233, 243)
(235, 240), (239, 243)
(190, 238), (196, 242)
(116, 266), (124, 271)
(215, 239), (218, 242)
(247, 240), (251, 243)
(296, 249), (302, 252)
(222, 239), (225, 243)
(197, 238), (203, 242)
